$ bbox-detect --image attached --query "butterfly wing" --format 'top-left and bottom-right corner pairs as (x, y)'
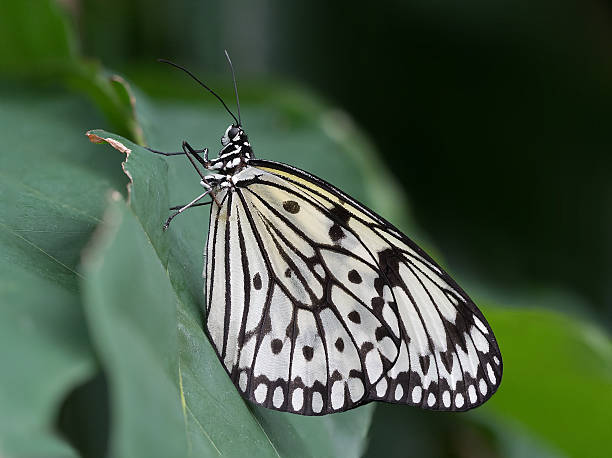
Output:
(204, 160), (502, 415)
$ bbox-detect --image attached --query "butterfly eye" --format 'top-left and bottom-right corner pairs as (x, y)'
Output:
(228, 126), (240, 139)
(221, 125), (239, 146)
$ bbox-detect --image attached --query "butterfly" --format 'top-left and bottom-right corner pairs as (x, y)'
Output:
(147, 52), (502, 416)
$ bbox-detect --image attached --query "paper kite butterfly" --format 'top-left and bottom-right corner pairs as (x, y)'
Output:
(147, 52), (503, 416)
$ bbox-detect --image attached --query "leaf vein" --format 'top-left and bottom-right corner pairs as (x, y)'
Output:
(0, 222), (84, 279)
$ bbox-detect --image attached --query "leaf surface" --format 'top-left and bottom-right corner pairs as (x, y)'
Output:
(86, 111), (385, 456)
(0, 86), (123, 456)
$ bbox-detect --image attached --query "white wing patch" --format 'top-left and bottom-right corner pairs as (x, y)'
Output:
(204, 163), (502, 415)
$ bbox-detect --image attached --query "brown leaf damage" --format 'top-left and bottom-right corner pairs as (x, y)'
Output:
(86, 131), (133, 199)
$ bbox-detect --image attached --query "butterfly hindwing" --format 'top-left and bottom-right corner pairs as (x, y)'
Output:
(204, 160), (502, 415)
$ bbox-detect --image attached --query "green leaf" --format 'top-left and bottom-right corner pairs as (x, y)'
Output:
(255, 403), (376, 458)
(66, 66), (150, 143)
(86, 123), (380, 456)
(0, 263), (93, 458)
(85, 89), (432, 457)
(82, 86), (405, 458)
(81, 195), (190, 458)
(0, 1), (148, 144)
(86, 78), (408, 450)
(482, 304), (612, 458)
(0, 84), (128, 455)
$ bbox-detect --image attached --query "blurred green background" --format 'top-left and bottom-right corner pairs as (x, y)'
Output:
(1, 1), (611, 457)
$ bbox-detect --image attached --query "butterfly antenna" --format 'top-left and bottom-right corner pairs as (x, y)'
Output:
(224, 50), (242, 126)
(157, 58), (239, 126)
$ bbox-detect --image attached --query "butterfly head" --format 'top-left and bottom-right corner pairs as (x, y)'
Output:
(207, 124), (254, 174)
(219, 123), (253, 159)
(221, 124), (246, 147)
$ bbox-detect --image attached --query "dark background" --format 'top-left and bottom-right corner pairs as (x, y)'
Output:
(78, 0), (612, 326)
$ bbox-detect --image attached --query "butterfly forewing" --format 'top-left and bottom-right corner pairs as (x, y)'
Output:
(204, 160), (502, 415)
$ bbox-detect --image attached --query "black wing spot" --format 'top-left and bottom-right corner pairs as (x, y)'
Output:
(335, 337), (345, 352)
(419, 355), (431, 374)
(375, 326), (387, 341)
(377, 249), (402, 287)
(302, 345), (314, 361)
(440, 350), (454, 373)
(349, 369), (361, 378)
(443, 314), (469, 353)
(329, 224), (345, 242)
(348, 269), (362, 284)
(283, 200), (300, 214)
(328, 204), (351, 242)
(348, 311), (361, 324)
(253, 272), (262, 290)
(329, 204), (351, 224)
(373, 277), (385, 297)
(286, 314), (299, 338)
(285, 268), (292, 278)
(361, 341), (374, 353)
(271, 338), (283, 354)
(371, 296), (384, 314)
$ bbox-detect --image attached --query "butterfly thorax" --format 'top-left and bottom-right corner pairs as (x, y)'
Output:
(207, 124), (254, 175)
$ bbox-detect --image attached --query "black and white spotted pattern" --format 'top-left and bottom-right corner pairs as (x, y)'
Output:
(203, 161), (503, 415)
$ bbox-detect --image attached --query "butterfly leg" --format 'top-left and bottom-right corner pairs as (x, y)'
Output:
(169, 201), (212, 210)
(145, 145), (208, 157)
(182, 141), (211, 167)
(200, 176), (222, 206)
(163, 189), (214, 230)
(146, 142), (210, 174)
(178, 142), (210, 177)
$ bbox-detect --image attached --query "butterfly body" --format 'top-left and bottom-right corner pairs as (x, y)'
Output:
(206, 125), (254, 175)
(192, 123), (503, 416)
